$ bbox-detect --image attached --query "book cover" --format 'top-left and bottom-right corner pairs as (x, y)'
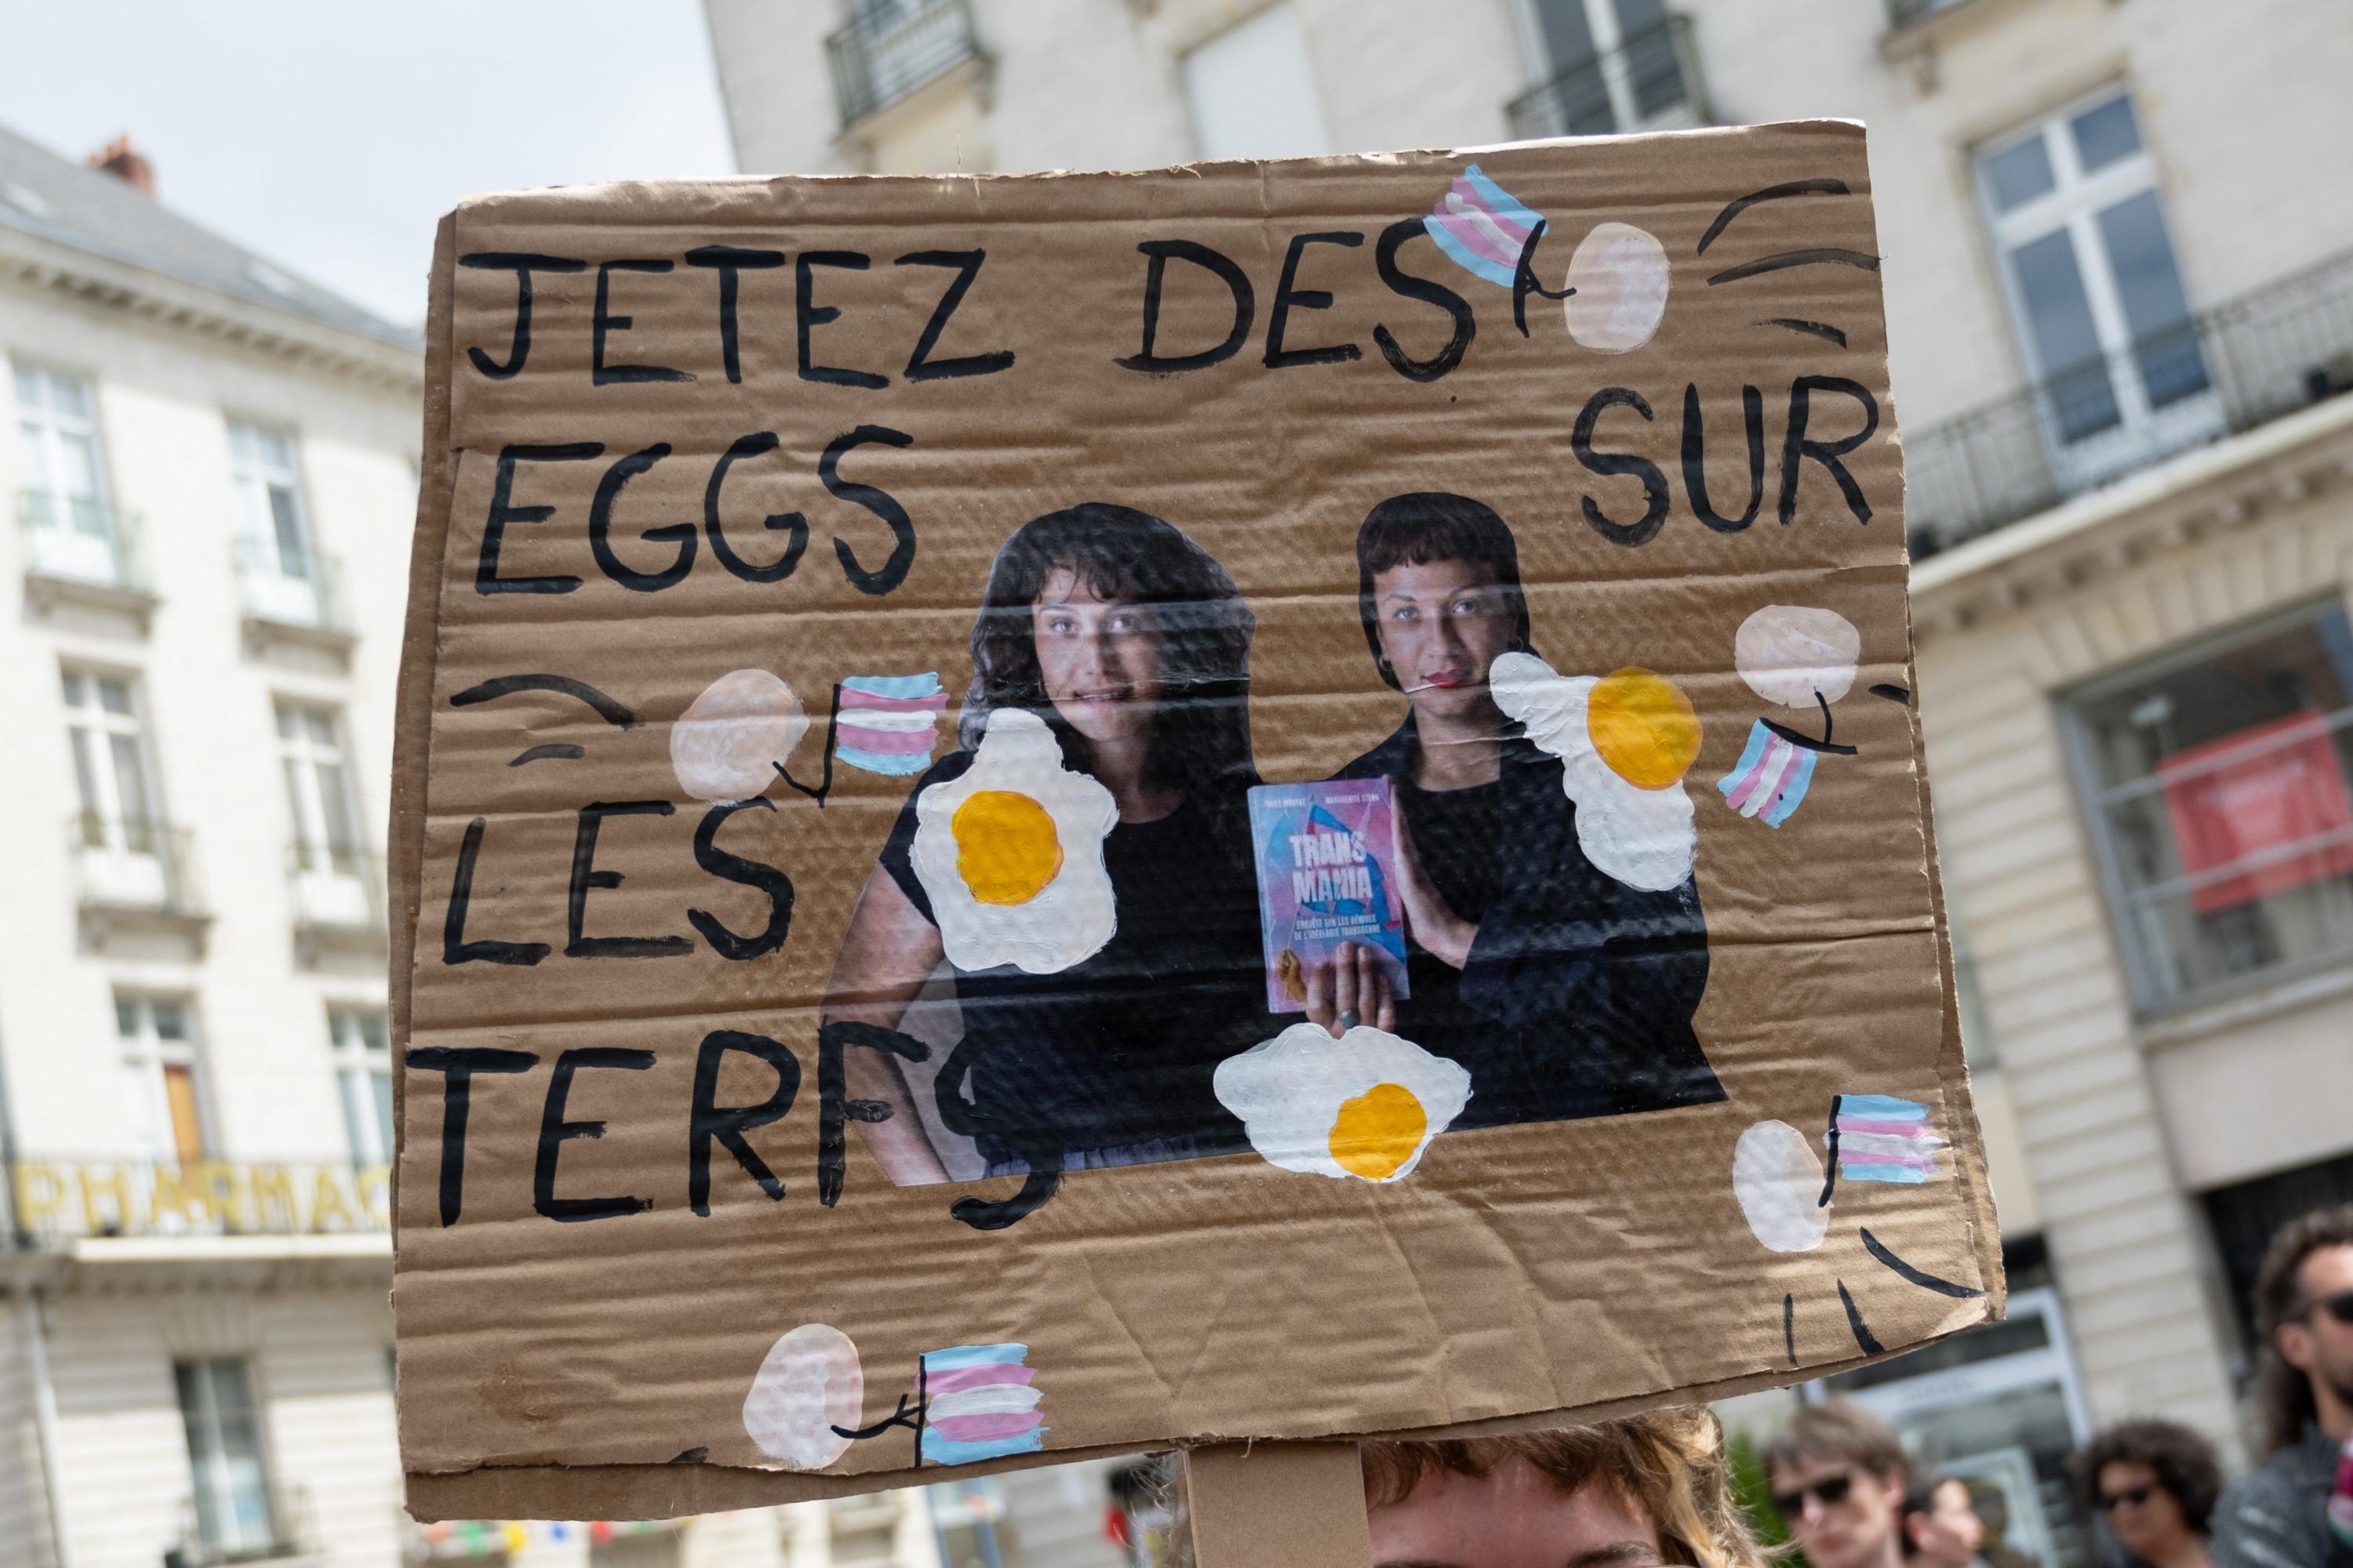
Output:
(1246, 777), (1413, 1014)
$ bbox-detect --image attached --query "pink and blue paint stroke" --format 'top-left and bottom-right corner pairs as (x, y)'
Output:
(1718, 719), (1818, 828)
(838, 672), (947, 777)
(1424, 166), (1544, 289)
(1827, 1094), (1940, 1185)
(921, 1343), (1043, 1465)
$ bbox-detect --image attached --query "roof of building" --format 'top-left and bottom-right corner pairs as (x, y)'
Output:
(0, 121), (420, 351)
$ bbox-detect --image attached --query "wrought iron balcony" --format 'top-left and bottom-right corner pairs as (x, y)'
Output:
(17, 488), (151, 603)
(286, 839), (388, 959)
(6, 1154), (389, 1245)
(68, 813), (207, 922)
(1505, 16), (1707, 142)
(1884, 0), (1969, 28)
(234, 535), (356, 646)
(827, 0), (986, 131)
(1907, 249), (2353, 558)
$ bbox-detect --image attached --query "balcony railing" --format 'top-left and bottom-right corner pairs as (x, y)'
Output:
(6, 1154), (390, 1245)
(1885, 0), (1969, 28)
(18, 488), (150, 597)
(234, 535), (355, 642)
(68, 813), (207, 920)
(287, 840), (387, 952)
(1908, 249), (2353, 558)
(173, 1481), (319, 1568)
(1505, 16), (1707, 142)
(826, 0), (984, 130)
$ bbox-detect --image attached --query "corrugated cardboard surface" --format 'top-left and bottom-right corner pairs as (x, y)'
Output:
(391, 124), (2003, 1519)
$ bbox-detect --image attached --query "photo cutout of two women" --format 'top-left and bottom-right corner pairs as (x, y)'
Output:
(826, 493), (1726, 1203)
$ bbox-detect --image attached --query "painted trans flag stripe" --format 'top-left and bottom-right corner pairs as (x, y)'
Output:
(1424, 165), (1545, 288)
(922, 1344), (1044, 1465)
(1827, 1094), (1940, 1185)
(1718, 719), (1818, 828)
(839, 672), (947, 777)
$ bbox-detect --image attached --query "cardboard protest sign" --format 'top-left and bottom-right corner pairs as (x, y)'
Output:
(390, 121), (2002, 1522)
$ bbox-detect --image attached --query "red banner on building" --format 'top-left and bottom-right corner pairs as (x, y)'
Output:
(2159, 712), (2353, 915)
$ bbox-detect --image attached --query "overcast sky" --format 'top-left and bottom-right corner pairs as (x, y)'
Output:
(0, 1), (738, 329)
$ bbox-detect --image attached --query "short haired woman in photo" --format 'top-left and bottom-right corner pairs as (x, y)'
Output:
(1313, 490), (1721, 1127)
(2073, 1420), (2223, 1568)
(822, 502), (1264, 1185)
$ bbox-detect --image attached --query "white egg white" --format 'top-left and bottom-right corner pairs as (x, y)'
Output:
(910, 708), (1118, 974)
(1734, 605), (1861, 709)
(1489, 650), (1699, 892)
(742, 1322), (863, 1469)
(1214, 1022), (1472, 1183)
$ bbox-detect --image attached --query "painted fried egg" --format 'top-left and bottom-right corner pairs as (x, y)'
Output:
(1214, 1022), (1471, 1184)
(1490, 650), (1701, 892)
(911, 708), (1118, 974)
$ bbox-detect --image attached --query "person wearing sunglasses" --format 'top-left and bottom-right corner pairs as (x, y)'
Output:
(2071, 1421), (2221, 1568)
(2215, 1203), (2353, 1568)
(1764, 1402), (1912, 1568)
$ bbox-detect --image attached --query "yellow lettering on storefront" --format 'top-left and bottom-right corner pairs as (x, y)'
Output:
(310, 1168), (359, 1232)
(13, 1162), (66, 1235)
(149, 1164), (203, 1229)
(77, 1165), (134, 1234)
(356, 1165), (392, 1230)
(249, 1165), (298, 1231)
(198, 1162), (250, 1231)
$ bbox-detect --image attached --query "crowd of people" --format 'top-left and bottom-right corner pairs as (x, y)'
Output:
(1331, 1203), (2353, 1568)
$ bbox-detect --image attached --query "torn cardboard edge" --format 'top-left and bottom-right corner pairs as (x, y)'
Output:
(401, 1309), (1992, 1522)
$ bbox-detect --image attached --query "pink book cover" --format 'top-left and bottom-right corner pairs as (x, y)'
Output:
(1246, 777), (1413, 1014)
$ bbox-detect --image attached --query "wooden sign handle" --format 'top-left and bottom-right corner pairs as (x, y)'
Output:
(1184, 1440), (1371, 1568)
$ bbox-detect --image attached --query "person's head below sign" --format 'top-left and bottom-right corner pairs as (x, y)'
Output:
(1762, 1401), (1911, 1568)
(1898, 1472), (1986, 1568)
(2069, 1419), (2220, 1568)
(1361, 1407), (1768, 1568)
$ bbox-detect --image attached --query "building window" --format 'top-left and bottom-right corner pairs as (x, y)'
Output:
(2066, 602), (2353, 1012)
(1510, 0), (1693, 139)
(117, 992), (208, 1163)
(14, 362), (125, 585)
(278, 701), (361, 876)
(1181, 2), (1333, 162)
(64, 665), (160, 860)
(176, 1359), (275, 1557)
(229, 419), (339, 631)
(330, 1006), (394, 1165)
(1977, 89), (2214, 478)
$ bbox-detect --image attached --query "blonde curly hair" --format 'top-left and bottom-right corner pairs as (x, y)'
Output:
(1361, 1407), (1772, 1568)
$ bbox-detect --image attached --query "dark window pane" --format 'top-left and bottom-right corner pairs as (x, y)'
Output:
(2010, 229), (2118, 442)
(2071, 96), (2141, 173)
(1532, 0), (1598, 71)
(2097, 190), (2209, 408)
(1985, 134), (2055, 212)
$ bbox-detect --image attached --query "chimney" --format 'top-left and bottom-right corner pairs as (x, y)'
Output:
(88, 135), (155, 197)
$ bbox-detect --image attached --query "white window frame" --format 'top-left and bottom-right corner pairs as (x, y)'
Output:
(228, 418), (329, 629)
(1974, 85), (2220, 487)
(176, 1357), (278, 1557)
(277, 700), (362, 873)
(13, 361), (120, 574)
(329, 1005), (394, 1165)
(116, 991), (211, 1164)
(64, 665), (165, 873)
(1179, 2), (1336, 164)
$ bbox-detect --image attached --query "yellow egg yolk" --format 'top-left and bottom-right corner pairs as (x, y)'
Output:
(1587, 667), (1700, 788)
(951, 789), (1064, 905)
(1328, 1082), (1429, 1181)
